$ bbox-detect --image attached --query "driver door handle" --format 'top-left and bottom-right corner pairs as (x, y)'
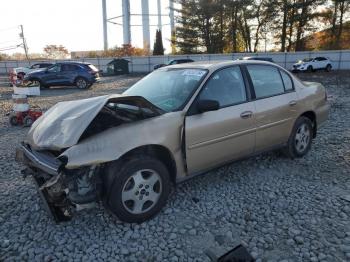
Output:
(240, 111), (253, 119)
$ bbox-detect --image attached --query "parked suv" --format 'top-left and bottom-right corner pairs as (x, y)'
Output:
(24, 62), (100, 89)
(292, 57), (333, 72)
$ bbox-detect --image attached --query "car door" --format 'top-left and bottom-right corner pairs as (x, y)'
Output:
(318, 57), (327, 68)
(185, 66), (256, 174)
(246, 64), (299, 152)
(43, 64), (63, 85)
(314, 57), (324, 69)
(59, 64), (79, 85)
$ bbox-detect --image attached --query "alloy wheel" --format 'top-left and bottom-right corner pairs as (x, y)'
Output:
(77, 79), (87, 89)
(295, 123), (310, 153)
(121, 169), (162, 214)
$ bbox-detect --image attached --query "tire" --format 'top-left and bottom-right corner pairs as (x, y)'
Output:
(9, 114), (18, 126)
(284, 116), (313, 159)
(307, 66), (313, 73)
(75, 77), (89, 89)
(325, 64), (332, 72)
(23, 116), (34, 127)
(106, 156), (171, 223)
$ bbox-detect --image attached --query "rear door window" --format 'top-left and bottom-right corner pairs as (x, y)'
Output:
(61, 64), (79, 71)
(247, 65), (285, 99)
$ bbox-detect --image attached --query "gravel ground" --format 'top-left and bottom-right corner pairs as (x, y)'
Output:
(1, 71), (350, 261)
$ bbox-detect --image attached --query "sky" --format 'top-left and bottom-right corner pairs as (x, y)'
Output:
(0, 0), (173, 54)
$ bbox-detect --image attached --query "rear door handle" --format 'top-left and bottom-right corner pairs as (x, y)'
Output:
(240, 111), (253, 119)
(289, 100), (297, 106)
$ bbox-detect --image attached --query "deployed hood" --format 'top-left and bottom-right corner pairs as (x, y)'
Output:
(25, 94), (162, 150)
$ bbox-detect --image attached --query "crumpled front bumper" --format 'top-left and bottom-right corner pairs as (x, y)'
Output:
(15, 143), (73, 222)
(15, 143), (62, 175)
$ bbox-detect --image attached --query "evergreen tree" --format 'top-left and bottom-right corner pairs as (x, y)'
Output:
(174, 0), (201, 54)
(153, 30), (164, 55)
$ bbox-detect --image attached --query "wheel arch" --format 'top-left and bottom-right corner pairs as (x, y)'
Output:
(299, 111), (317, 138)
(118, 144), (177, 185)
(74, 76), (88, 83)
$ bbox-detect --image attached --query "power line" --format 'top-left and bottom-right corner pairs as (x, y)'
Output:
(0, 44), (22, 52)
(0, 25), (19, 33)
(0, 39), (21, 45)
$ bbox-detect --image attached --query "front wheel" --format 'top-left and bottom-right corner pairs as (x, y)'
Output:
(307, 66), (313, 73)
(325, 64), (332, 72)
(284, 117), (313, 159)
(106, 156), (171, 223)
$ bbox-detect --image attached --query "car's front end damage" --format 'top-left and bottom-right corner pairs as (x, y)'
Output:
(15, 94), (167, 222)
(16, 143), (102, 221)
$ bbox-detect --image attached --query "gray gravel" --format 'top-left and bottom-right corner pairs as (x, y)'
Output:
(1, 71), (350, 261)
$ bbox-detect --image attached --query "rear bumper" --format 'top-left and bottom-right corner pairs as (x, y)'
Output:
(316, 102), (330, 129)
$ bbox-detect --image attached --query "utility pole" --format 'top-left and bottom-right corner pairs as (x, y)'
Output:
(157, 0), (162, 30)
(102, 0), (108, 50)
(19, 25), (29, 61)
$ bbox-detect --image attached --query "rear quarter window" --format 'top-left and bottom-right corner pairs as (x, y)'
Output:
(280, 70), (293, 91)
(88, 64), (98, 71)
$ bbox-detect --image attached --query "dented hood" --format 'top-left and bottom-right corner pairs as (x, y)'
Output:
(25, 94), (162, 150)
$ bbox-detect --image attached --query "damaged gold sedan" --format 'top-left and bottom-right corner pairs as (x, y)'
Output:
(16, 61), (330, 223)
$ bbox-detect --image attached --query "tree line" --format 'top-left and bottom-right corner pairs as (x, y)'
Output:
(174, 0), (350, 54)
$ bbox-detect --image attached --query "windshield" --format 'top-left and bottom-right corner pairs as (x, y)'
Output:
(124, 68), (207, 112)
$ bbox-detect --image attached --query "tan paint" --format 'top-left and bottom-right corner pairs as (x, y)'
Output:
(185, 102), (256, 173)
(25, 60), (329, 181)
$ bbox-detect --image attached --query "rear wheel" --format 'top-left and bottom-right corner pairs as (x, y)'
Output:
(106, 156), (171, 223)
(325, 64), (332, 72)
(75, 77), (89, 89)
(284, 116), (313, 158)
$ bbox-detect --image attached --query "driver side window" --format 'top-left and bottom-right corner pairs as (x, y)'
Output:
(199, 66), (247, 108)
(48, 64), (60, 73)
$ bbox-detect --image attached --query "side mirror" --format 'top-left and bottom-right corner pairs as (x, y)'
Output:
(197, 99), (219, 113)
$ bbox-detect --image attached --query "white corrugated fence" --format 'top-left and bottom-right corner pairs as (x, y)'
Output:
(0, 50), (349, 75)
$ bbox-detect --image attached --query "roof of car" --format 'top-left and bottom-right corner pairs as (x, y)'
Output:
(57, 61), (91, 65)
(165, 60), (277, 71)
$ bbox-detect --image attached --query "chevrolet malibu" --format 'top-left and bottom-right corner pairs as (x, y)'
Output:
(16, 61), (330, 223)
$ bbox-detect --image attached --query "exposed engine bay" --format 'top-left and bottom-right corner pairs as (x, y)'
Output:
(80, 101), (159, 141)
(17, 95), (163, 222)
